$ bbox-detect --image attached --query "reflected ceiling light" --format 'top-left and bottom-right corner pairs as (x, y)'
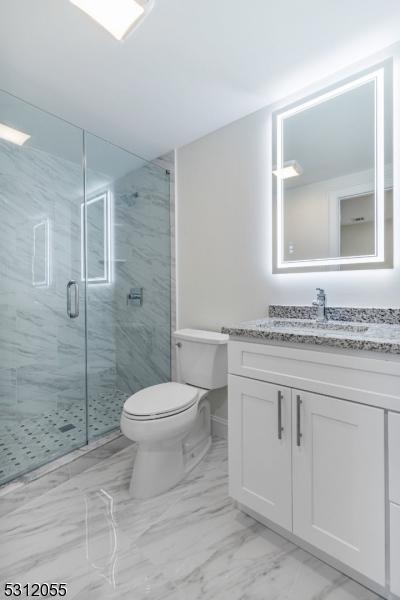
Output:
(0, 122), (30, 146)
(70, 0), (153, 41)
(272, 160), (303, 180)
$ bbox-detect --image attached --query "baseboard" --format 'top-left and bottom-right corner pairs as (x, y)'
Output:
(211, 415), (227, 439)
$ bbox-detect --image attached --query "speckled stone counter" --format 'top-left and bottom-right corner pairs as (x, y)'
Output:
(268, 305), (400, 325)
(222, 307), (400, 355)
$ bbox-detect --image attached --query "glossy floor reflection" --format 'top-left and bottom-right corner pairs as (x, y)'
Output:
(0, 437), (381, 599)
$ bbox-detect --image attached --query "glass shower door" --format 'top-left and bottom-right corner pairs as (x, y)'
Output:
(84, 133), (171, 440)
(0, 91), (86, 485)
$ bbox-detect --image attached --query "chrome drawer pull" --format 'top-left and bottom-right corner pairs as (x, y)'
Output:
(296, 394), (302, 446)
(277, 391), (284, 440)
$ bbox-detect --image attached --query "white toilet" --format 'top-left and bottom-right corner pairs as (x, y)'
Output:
(120, 329), (229, 499)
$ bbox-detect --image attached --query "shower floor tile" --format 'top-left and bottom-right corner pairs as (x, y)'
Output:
(0, 389), (129, 485)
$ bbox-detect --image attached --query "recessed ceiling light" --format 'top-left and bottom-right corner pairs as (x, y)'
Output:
(0, 122), (30, 146)
(272, 160), (303, 180)
(70, 0), (153, 41)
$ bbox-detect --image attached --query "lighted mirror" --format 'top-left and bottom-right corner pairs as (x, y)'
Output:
(82, 191), (111, 284)
(273, 62), (393, 272)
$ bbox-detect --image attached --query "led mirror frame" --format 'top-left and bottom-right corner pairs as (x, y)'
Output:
(275, 68), (385, 270)
(81, 191), (112, 285)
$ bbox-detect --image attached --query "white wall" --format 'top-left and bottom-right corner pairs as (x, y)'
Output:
(175, 45), (400, 423)
(176, 108), (271, 330)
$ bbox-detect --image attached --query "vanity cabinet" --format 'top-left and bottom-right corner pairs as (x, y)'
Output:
(228, 340), (388, 589)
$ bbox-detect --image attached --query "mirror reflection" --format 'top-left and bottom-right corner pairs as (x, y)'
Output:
(83, 191), (111, 284)
(274, 64), (393, 271)
(32, 219), (50, 287)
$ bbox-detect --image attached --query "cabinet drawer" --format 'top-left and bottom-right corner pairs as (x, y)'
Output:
(390, 502), (400, 597)
(389, 412), (400, 504)
(228, 340), (400, 409)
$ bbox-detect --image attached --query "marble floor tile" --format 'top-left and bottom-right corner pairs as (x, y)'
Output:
(0, 437), (383, 600)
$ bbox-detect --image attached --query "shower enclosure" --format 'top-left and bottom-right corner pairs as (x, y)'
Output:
(0, 91), (171, 486)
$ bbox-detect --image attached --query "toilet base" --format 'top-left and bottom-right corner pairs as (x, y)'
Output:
(129, 435), (212, 499)
(129, 400), (212, 499)
(129, 438), (185, 498)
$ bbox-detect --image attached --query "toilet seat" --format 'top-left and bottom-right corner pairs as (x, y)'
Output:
(123, 382), (198, 421)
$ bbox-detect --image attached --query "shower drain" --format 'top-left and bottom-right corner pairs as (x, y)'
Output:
(58, 424), (76, 433)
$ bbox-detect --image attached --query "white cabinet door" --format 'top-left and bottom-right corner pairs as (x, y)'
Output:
(292, 390), (385, 585)
(228, 374), (292, 530)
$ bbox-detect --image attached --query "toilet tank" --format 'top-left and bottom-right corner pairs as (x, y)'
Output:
(173, 329), (229, 389)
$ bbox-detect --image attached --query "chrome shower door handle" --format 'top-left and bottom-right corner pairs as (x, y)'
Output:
(67, 280), (80, 319)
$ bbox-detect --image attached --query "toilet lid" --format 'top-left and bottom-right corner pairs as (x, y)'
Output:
(123, 382), (198, 419)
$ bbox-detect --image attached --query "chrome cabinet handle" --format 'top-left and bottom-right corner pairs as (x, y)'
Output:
(67, 280), (79, 319)
(296, 394), (302, 447)
(277, 391), (284, 440)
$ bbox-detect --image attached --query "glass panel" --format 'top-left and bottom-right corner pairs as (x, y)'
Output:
(84, 133), (171, 440)
(0, 91), (86, 485)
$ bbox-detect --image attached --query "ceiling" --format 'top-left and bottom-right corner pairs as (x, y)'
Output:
(1, 0), (400, 161)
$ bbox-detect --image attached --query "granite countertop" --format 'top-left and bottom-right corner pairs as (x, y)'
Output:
(221, 306), (400, 355)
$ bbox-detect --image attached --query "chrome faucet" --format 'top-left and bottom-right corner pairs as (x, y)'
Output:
(312, 288), (327, 322)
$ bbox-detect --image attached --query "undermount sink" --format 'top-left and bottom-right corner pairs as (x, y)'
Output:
(271, 319), (369, 333)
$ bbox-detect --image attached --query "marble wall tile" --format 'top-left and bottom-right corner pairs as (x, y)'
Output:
(110, 161), (171, 394)
(0, 367), (17, 421)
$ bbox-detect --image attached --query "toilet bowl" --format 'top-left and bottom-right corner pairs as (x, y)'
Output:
(120, 329), (229, 499)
